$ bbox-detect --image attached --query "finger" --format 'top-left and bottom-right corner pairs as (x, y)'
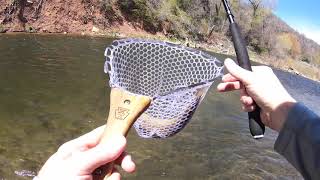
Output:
(73, 125), (106, 149)
(115, 153), (136, 173)
(240, 88), (251, 104)
(106, 167), (121, 180)
(57, 126), (106, 156)
(224, 58), (253, 86)
(222, 73), (239, 82)
(76, 134), (126, 174)
(240, 94), (254, 106)
(251, 65), (273, 72)
(217, 82), (242, 92)
(242, 104), (256, 112)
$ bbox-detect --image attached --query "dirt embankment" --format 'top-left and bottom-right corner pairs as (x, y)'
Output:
(0, 0), (228, 44)
(1, 0), (103, 33)
(0, 0), (164, 37)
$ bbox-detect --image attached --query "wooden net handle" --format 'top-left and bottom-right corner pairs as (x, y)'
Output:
(92, 88), (151, 180)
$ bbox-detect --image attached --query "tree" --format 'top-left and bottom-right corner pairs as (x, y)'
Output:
(247, 0), (262, 17)
(246, 0), (277, 17)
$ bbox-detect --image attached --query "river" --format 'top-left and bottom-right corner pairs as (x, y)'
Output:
(1, 34), (319, 179)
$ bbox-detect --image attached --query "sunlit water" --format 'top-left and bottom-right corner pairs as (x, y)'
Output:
(1, 34), (319, 179)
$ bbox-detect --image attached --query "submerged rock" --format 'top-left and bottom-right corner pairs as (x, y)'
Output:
(14, 170), (36, 177)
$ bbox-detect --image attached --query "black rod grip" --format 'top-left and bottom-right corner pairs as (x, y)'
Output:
(229, 23), (265, 138)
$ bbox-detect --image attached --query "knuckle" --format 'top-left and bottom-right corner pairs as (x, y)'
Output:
(57, 141), (73, 153)
(262, 66), (273, 72)
(240, 96), (247, 104)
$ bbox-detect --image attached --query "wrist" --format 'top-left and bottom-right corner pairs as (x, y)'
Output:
(270, 99), (297, 132)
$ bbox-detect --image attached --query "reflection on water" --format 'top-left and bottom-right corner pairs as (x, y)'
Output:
(1, 34), (318, 179)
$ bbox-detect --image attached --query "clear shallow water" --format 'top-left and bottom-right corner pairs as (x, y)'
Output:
(1, 34), (319, 179)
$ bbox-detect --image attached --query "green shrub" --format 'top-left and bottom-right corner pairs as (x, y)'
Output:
(118, 0), (160, 33)
(26, 25), (36, 33)
(176, 0), (192, 11)
(0, 24), (5, 33)
(249, 37), (268, 54)
(98, 0), (120, 23)
(300, 56), (310, 64)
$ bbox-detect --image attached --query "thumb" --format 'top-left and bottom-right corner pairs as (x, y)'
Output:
(224, 58), (253, 85)
(76, 134), (126, 174)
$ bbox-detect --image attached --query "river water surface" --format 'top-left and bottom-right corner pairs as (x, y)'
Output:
(1, 34), (319, 179)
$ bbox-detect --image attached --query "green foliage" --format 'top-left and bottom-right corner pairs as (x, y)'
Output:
(99, 0), (113, 13)
(156, 0), (212, 40)
(176, 0), (192, 11)
(250, 41), (268, 54)
(300, 56), (310, 64)
(118, 0), (160, 32)
(0, 24), (4, 33)
(25, 25), (36, 33)
(98, 0), (119, 22)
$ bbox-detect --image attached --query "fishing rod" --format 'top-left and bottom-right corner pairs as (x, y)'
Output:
(222, 0), (265, 139)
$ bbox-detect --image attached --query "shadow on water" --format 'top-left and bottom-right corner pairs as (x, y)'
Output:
(1, 34), (318, 179)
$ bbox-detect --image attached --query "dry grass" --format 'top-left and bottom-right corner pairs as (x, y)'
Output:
(290, 60), (320, 81)
(252, 55), (320, 82)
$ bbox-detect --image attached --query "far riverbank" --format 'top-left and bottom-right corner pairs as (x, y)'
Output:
(2, 30), (319, 82)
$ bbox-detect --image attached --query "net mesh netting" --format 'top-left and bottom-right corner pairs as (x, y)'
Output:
(104, 38), (223, 138)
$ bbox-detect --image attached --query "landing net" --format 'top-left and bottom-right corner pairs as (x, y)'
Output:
(104, 39), (223, 138)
